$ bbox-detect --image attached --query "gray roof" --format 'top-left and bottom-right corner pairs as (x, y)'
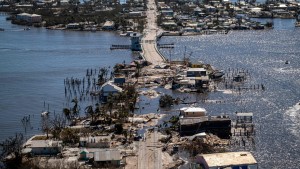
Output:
(94, 149), (121, 161)
(28, 140), (62, 148)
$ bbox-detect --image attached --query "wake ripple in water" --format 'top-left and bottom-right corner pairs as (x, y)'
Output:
(285, 102), (300, 138)
(273, 67), (300, 74)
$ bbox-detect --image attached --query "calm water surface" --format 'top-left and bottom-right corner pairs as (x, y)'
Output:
(0, 13), (133, 141)
(159, 18), (300, 168)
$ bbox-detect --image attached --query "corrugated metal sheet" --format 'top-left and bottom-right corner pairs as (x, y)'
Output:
(94, 149), (121, 161)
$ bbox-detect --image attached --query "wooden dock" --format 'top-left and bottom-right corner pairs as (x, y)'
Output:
(110, 45), (131, 50)
(157, 43), (174, 48)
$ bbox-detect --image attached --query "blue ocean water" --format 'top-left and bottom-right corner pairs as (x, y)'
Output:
(158, 18), (300, 168)
(0, 13), (133, 141)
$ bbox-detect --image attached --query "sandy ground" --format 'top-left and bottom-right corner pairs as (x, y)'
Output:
(124, 155), (138, 169)
(125, 112), (177, 169)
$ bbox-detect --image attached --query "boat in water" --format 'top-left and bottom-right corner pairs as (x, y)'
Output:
(233, 73), (246, 82)
(0, 28), (4, 31)
(120, 31), (134, 37)
(41, 102), (50, 116)
(210, 70), (225, 79)
(41, 111), (49, 116)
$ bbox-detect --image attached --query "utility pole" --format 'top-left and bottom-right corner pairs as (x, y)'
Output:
(169, 49), (172, 64)
(183, 46), (186, 62)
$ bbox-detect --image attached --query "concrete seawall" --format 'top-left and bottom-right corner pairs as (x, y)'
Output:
(153, 32), (167, 62)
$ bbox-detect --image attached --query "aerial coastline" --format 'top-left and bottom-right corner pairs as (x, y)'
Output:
(1, 0), (300, 168)
(3, 0), (300, 33)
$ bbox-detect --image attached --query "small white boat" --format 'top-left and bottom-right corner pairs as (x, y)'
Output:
(210, 70), (225, 79)
(41, 101), (50, 116)
(120, 31), (133, 37)
(41, 111), (49, 116)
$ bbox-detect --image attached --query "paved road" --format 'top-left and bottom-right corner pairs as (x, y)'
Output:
(137, 0), (164, 166)
(154, 129), (162, 169)
(137, 130), (162, 169)
(138, 140), (147, 169)
(141, 0), (165, 65)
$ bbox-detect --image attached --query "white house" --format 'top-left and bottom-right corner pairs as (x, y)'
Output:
(180, 107), (207, 117)
(102, 21), (115, 30)
(192, 152), (258, 169)
(16, 13), (42, 23)
(23, 140), (62, 155)
(79, 135), (111, 148)
(100, 81), (123, 98)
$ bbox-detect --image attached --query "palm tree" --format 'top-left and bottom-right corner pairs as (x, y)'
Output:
(63, 108), (72, 121)
(63, 97), (80, 124)
(134, 61), (142, 82)
(130, 92), (138, 114)
(71, 98), (80, 118)
(85, 105), (96, 124)
(118, 104), (129, 122)
(94, 103), (101, 119)
(106, 93), (115, 117)
(98, 67), (109, 85)
(128, 102), (135, 115)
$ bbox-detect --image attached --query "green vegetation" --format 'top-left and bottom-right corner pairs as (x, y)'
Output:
(63, 98), (80, 122)
(159, 94), (174, 108)
(31, 135), (48, 140)
(60, 128), (80, 144)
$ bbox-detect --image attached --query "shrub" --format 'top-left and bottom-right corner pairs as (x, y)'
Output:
(159, 94), (174, 108)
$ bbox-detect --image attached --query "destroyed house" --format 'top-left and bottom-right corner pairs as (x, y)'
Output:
(179, 116), (231, 139)
(186, 68), (207, 77)
(93, 149), (121, 167)
(186, 68), (210, 88)
(79, 135), (111, 148)
(23, 140), (62, 156)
